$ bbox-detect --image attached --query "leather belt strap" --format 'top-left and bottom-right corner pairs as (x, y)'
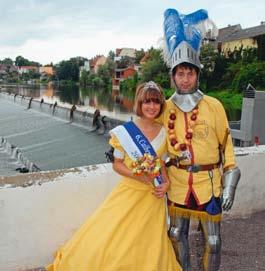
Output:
(167, 158), (219, 172)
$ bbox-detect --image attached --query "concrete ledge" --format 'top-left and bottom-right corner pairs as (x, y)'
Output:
(0, 164), (120, 271)
(230, 128), (250, 141)
(227, 151), (265, 217)
(1, 151), (265, 270)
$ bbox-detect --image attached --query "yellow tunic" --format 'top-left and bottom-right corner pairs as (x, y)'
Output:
(46, 128), (181, 271)
(160, 95), (236, 206)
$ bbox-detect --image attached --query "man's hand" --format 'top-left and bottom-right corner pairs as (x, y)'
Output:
(221, 167), (241, 211)
(221, 188), (234, 211)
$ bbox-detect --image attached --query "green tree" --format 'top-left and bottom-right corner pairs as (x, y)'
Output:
(141, 48), (170, 88)
(108, 50), (115, 61)
(120, 73), (139, 93)
(219, 47), (259, 91)
(231, 61), (265, 91)
(15, 56), (30, 66)
(105, 55), (115, 77)
(241, 47), (257, 63)
(28, 70), (40, 79)
(79, 53), (114, 88)
(200, 44), (218, 90)
(56, 58), (83, 82)
(80, 70), (89, 86)
(92, 77), (105, 87)
(2, 58), (13, 65)
(87, 73), (97, 85)
(97, 64), (112, 86)
(135, 49), (145, 64)
(256, 34), (265, 61)
(199, 44), (230, 91)
(15, 55), (40, 67)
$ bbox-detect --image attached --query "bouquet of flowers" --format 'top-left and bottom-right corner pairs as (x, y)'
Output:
(131, 153), (161, 178)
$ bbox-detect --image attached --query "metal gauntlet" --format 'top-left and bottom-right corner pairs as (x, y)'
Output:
(221, 167), (241, 211)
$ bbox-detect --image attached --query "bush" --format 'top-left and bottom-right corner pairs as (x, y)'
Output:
(231, 61), (265, 91)
(92, 77), (105, 87)
(119, 73), (139, 101)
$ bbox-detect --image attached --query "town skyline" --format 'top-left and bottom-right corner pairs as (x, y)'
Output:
(1, 0), (265, 65)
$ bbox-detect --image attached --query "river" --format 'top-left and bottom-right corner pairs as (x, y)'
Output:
(0, 83), (241, 121)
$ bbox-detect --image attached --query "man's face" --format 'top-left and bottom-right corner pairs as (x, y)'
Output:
(173, 66), (198, 93)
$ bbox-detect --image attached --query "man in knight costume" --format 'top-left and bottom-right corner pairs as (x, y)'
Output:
(160, 8), (241, 271)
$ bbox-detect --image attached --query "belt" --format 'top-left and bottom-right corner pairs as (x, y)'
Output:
(166, 158), (220, 173)
(167, 198), (207, 211)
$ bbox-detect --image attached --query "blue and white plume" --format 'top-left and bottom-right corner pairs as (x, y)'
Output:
(162, 8), (218, 70)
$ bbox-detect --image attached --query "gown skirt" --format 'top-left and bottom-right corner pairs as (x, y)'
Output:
(46, 178), (181, 271)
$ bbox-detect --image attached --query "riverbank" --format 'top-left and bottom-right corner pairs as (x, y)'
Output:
(1, 83), (242, 121)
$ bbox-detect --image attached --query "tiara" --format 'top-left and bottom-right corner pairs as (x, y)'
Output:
(143, 81), (160, 91)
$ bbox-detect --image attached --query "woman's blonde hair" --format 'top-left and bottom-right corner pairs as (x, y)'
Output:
(134, 81), (165, 117)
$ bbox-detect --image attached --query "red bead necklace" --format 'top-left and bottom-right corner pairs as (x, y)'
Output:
(168, 105), (199, 151)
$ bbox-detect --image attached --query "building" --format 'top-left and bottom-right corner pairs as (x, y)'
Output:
(215, 22), (265, 55)
(39, 66), (54, 76)
(112, 48), (137, 90)
(79, 60), (90, 77)
(0, 65), (8, 81)
(18, 66), (39, 74)
(139, 52), (150, 65)
(112, 65), (137, 91)
(0, 64), (19, 81)
(89, 55), (107, 73)
(114, 48), (136, 61)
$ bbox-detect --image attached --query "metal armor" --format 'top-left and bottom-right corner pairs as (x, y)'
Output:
(169, 217), (221, 271)
(221, 167), (241, 211)
(171, 89), (203, 112)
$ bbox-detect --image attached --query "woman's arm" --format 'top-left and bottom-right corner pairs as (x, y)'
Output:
(153, 161), (170, 198)
(112, 158), (154, 185)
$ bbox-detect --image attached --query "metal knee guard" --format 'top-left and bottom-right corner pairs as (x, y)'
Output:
(169, 216), (191, 271)
(201, 221), (221, 271)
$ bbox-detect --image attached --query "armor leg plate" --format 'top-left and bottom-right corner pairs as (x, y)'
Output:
(169, 216), (191, 271)
(200, 220), (221, 271)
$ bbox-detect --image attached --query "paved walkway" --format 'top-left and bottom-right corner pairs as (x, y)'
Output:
(24, 211), (265, 271)
(190, 211), (265, 271)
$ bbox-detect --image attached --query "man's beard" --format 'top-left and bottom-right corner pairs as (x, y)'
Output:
(175, 82), (199, 95)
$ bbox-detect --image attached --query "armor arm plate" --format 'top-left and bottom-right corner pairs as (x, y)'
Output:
(221, 167), (241, 211)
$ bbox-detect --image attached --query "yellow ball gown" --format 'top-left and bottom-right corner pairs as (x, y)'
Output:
(46, 127), (181, 271)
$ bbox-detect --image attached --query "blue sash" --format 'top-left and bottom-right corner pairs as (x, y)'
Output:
(123, 121), (163, 185)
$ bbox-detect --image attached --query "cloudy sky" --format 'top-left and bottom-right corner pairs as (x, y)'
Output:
(1, 0), (264, 65)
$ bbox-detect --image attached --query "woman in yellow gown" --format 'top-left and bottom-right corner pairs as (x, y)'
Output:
(46, 82), (182, 271)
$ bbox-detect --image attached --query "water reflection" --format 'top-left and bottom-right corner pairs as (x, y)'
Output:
(1, 84), (241, 120)
(2, 83), (134, 114)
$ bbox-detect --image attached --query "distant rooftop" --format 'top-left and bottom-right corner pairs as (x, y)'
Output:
(217, 22), (265, 42)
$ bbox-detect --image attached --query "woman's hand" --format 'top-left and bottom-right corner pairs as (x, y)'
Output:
(153, 181), (169, 198)
(134, 175), (154, 185)
(112, 158), (154, 185)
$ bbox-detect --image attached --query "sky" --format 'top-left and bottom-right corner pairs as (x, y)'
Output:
(0, 0), (265, 65)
